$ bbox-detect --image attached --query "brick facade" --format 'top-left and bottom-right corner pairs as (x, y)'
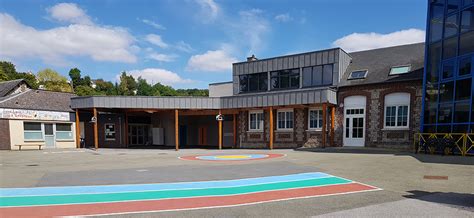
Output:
(336, 80), (422, 149)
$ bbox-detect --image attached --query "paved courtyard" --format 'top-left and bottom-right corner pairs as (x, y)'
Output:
(0, 148), (473, 217)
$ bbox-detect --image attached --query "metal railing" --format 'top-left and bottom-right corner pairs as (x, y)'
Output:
(414, 133), (473, 156)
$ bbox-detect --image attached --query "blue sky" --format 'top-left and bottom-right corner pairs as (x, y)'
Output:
(0, 0), (427, 89)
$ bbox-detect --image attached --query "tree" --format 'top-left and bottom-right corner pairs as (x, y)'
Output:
(94, 79), (115, 95)
(68, 68), (81, 88)
(16, 72), (39, 89)
(0, 61), (16, 80)
(0, 68), (8, 82)
(37, 68), (72, 92)
(75, 85), (96, 96)
(136, 77), (153, 96)
(152, 82), (177, 96)
(118, 72), (136, 96)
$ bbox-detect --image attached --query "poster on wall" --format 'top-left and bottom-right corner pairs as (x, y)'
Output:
(0, 108), (70, 121)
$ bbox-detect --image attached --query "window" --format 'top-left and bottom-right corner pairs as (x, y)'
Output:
(348, 70), (367, 80)
(389, 66), (411, 75)
(445, 13), (459, 38)
(438, 104), (453, 123)
(443, 36), (458, 59)
(271, 69), (299, 90)
(447, 0), (461, 14)
(302, 64), (333, 87)
(248, 111), (264, 131)
(56, 123), (73, 140)
(105, 123), (116, 140)
(239, 72), (267, 93)
(459, 56), (472, 76)
(24, 122), (43, 141)
(461, 7), (474, 33)
(424, 84), (439, 124)
(429, 2), (444, 42)
(455, 78), (472, 100)
(439, 82), (454, 102)
(384, 93), (410, 128)
(277, 109), (293, 130)
(308, 109), (323, 130)
(464, 0), (474, 6)
(454, 103), (470, 122)
(442, 61), (455, 79)
(427, 41), (441, 83)
(460, 30), (474, 55)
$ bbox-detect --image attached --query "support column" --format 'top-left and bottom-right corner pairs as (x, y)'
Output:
(218, 109), (223, 150)
(175, 109), (179, 151)
(330, 106), (335, 146)
(124, 111), (129, 147)
(322, 103), (327, 148)
(233, 113), (237, 148)
(269, 107), (274, 150)
(93, 108), (99, 150)
(75, 109), (81, 149)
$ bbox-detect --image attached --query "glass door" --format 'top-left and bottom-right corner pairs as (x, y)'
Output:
(44, 124), (55, 148)
(343, 108), (365, 147)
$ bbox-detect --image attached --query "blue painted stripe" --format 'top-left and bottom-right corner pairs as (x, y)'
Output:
(0, 172), (332, 197)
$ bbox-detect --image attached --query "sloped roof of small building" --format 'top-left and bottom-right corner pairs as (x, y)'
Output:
(0, 79), (28, 97)
(0, 89), (76, 112)
(339, 43), (424, 87)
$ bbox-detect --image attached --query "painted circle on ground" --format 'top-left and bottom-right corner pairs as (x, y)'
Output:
(179, 153), (285, 161)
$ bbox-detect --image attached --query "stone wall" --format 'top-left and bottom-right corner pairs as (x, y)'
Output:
(337, 80), (422, 149)
(0, 119), (11, 150)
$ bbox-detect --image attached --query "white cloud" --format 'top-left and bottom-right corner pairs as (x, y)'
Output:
(148, 53), (177, 62)
(234, 9), (270, 54)
(332, 28), (426, 52)
(0, 13), (137, 64)
(186, 47), (237, 72)
(126, 68), (193, 85)
(145, 34), (169, 49)
(47, 3), (93, 25)
(140, 18), (166, 30)
(195, 0), (219, 22)
(274, 13), (292, 22)
(175, 41), (194, 53)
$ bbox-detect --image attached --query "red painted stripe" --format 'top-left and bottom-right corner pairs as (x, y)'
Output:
(0, 183), (376, 217)
(179, 153), (285, 161)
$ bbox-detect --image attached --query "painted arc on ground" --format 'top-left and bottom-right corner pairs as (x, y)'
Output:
(179, 153), (285, 161)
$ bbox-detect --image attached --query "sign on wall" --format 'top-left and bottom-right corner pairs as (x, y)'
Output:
(0, 108), (70, 121)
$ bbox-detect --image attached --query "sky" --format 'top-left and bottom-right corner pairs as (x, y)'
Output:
(0, 0), (428, 89)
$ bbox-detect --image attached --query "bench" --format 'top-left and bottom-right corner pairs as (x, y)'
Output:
(16, 144), (43, 151)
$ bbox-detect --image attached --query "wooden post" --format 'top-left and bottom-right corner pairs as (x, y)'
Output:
(75, 109), (81, 149)
(218, 109), (223, 150)
(124, 111), (129, 147)
(330, 106), (335, 146)
(93, 108), (99, 150)
(322, 103), (327, 148)
(233, 113), (237, 148)
(269, 107), (274, 150)
(175, 109), (179, 151)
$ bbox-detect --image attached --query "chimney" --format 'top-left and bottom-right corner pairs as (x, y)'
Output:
(247, 54), (258, 62)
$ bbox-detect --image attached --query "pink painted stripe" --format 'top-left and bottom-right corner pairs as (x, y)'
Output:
(179, 153), (285, 161)
(0, 183), (377, 217)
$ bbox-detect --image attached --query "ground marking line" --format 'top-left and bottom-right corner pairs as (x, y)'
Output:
(66, 187), (381, 217)
(178, 153), (287, 161)
(324, 174), (382, 190)
(0, 176), (335, 198)
(0, 180), (355, 208)
(0, 172), (327, 197)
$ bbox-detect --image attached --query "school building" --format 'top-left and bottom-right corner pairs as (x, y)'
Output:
(70, 43), (424, 150)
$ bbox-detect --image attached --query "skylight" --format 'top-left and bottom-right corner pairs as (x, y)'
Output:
(348, 70), (367, 80)
(390, 66), (411, 75)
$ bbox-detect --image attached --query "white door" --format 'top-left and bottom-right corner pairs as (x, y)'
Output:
(44, 123), (56, 148)
(343, 96), (366, 147)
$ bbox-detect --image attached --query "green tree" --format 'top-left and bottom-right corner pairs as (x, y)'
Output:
(75, 85), (96, 96)
(15, 72), (39, 89)
(94, 79), (115, 95)
(0, 68), (8, 81)
(68, 68), (81, 88)
(118, 72), (136, 96)
(37, 68), (72, 92)
(152, 82), (177, 96)
(0, 61), (16, 79)
(136, 77), (154, 96)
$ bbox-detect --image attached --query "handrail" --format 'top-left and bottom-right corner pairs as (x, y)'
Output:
(414, 133), (473, 156)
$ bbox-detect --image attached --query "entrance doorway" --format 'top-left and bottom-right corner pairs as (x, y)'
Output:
(343, 96), (366, 147)
(44, 123), (55, 148)
(129, 124), (149, 146)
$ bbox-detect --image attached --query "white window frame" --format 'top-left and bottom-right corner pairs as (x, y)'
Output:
(55, 123), (74, 141)
(23, 122), (44, 142)
(389, 65), (411, 75)
(384, 93), (410, 129)
(248, 110), (264, 131)
(308, 108), (323, 130)
(277, 109), (294, 131)
(104, 123), (116, 141)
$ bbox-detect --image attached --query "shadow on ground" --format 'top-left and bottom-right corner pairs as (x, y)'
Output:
(404, 190), (474, 211)
(296, 147), (474, 165)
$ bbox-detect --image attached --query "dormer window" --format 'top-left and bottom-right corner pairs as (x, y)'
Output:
(390, 65), (411, 75)
(348, 70), (367, 80)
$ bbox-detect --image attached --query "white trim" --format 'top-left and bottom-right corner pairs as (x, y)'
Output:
(383, 92), (410, 129)
(308, 108), (323, 130)
(248, 110), (264, 131)
(276, 109), (294, 130)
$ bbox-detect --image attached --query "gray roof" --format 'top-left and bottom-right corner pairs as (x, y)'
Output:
(0, 79), (27, 97)
(338, 43), (424, 87)
(0, 89), (76, 112)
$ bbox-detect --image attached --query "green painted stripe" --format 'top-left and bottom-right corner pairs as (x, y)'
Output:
(0, 177), (350, 207)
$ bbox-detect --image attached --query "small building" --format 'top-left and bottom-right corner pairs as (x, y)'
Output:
(71, 43), (424, 150)
(0, 80), (77, 150)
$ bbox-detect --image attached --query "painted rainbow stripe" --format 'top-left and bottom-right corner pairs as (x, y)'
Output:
(0, 173), (380, 217)
(180, 153), (285, 161)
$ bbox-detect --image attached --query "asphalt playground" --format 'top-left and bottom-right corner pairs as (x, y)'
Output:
(0, 148), (473, 217)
